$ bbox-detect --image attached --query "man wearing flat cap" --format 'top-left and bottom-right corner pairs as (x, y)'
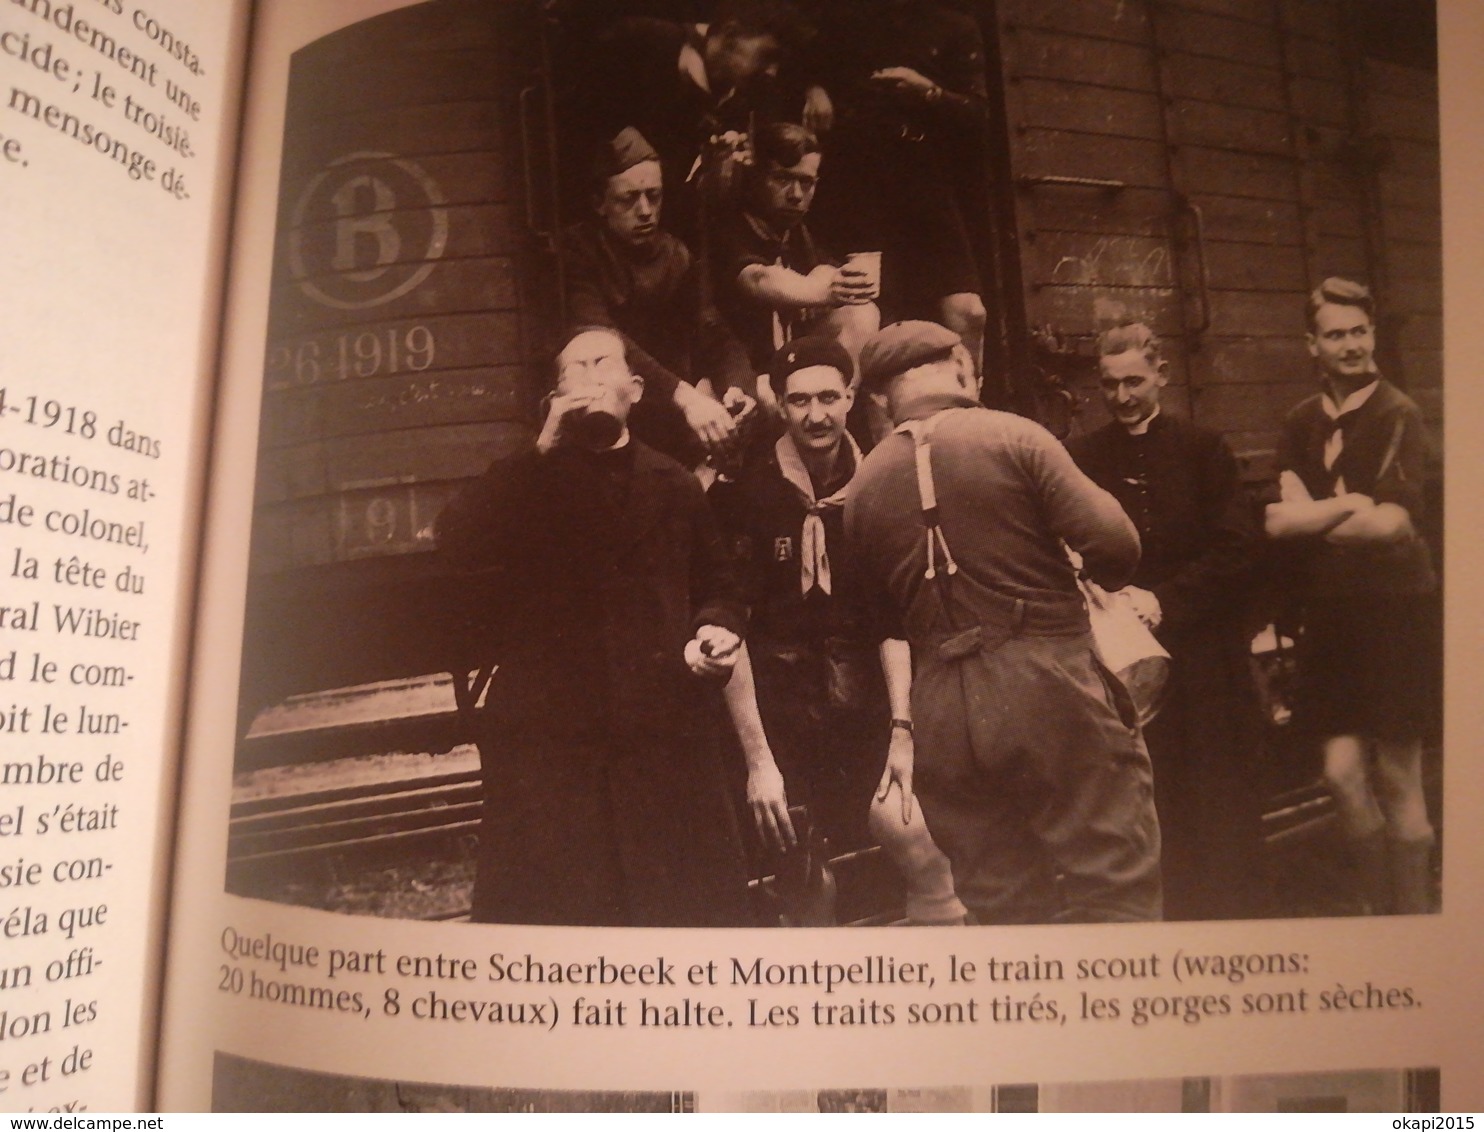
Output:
(843, 321), (1163, 923)
(560, 127), (752, 468)
(713, 334), (966, 924)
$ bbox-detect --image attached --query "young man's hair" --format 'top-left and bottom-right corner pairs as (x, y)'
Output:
(1305, 276), (1375, 331)
(742, 122), (821, 214)
(751, 121), (820, 172)
(709, 0), (811, 51)
(1097, 320), (1165, 367)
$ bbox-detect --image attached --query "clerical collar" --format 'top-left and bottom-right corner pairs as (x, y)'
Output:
(566, 430), (632, 455)
(1321, 377), (1379, 419)
(1125, 406), (1161, 436)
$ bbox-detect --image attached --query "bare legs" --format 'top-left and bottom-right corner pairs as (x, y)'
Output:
(1322, 733), (1435, 914)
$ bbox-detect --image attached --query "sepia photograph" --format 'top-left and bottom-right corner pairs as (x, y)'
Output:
(225, 0), (1443, 929)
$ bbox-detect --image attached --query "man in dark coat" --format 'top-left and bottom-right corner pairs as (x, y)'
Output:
(435, 327), (753, 927)
(1067, 321), (1265, 921)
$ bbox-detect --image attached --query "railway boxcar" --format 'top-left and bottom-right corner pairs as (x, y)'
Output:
(229, 0), (1441, 919)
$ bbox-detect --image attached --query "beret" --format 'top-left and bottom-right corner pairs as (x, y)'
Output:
(858, 320), (961, 393)
(768, 334), (855, 389)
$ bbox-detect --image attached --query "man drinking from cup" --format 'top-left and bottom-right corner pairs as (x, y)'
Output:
(434, 327), (754, 927)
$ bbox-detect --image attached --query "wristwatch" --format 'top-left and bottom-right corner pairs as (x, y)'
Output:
(891, 718), (914, 735)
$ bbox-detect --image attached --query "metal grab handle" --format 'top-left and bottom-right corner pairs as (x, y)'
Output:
(518, 84), (550, 241)
(1018, 174), (1126, 192)
(1175, 193), (1212, 336)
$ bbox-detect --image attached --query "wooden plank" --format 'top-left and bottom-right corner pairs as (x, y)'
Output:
(277, 148), (521, 218)
(290, 49), (523, 116)
(289, 203), (522, 266)
(1364, 58), (1439, 104)
(1155, 7), (1281, 69)
(256, 421), (528, 505)
(1014, 79), (1164, 140)
(1289, 76), (1349, 127)
(1193, 194), (1305, 245)
(1163, 53), (1287, 113)
(283, 256), (522, 326)
(1367, 94), (1440, 142)
(260, 367), (529, 449)
(1171, 100), (1294, 155)
(265, 313), (526, 391)
(1385, 241), (1442, 281)
(1030, 200), (1306, 270)
(1030, 284), (1184, 336)
(1385, 138), (1442, 181)
(293, 0), (523, 62)
(1015, 129), (1170, 188)
(1383, 207), (1442, 244)
(1227, 428), (1282, 466)
(1177, 146), (1298, 201)
(281, 102), (514, 172)
(1027, 231), (1175, 288)
(1391, 349), (1442, 392)
(1278, 0), (1340, 43)
(1206, 289), (1308, 337)
(1006, 27), (1157, 91)
(1309, 236), (1371, 281)
(1278, 39), (1345, 83)
(1186, 333), (1311, 386)
(1021, 186), (1174, 239)
(1000, 0), (1150, 43)
(1386, 276), (1443, 317)
(1394, 318), (1441, 353)
(250, 483), (457, 573)
(1202, 240), (1308, 291)
(1163, 0), (1272, 23)
(1309, 198), (1365, 238)
(1309, 162), (1366, 206)
(1380, 172), (1442, 212)
(1189, 379), (1315, 432)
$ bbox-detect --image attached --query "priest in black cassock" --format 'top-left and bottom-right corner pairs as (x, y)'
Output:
(434, 328), (754, 927)
(1067, 322), (1265, 921)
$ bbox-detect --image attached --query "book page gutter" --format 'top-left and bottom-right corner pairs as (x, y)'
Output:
(0, 0), (249, 1114)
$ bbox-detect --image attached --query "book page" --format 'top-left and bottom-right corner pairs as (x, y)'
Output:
(160, 0), (1482, 1113)
(0, 0), (250, 1113)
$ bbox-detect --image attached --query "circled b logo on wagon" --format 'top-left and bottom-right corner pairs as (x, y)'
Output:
(288, 151), (449, 311)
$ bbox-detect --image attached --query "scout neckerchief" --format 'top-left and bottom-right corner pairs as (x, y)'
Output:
(774, 430), (863, 595)
(1319, 376), (1379, 495)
